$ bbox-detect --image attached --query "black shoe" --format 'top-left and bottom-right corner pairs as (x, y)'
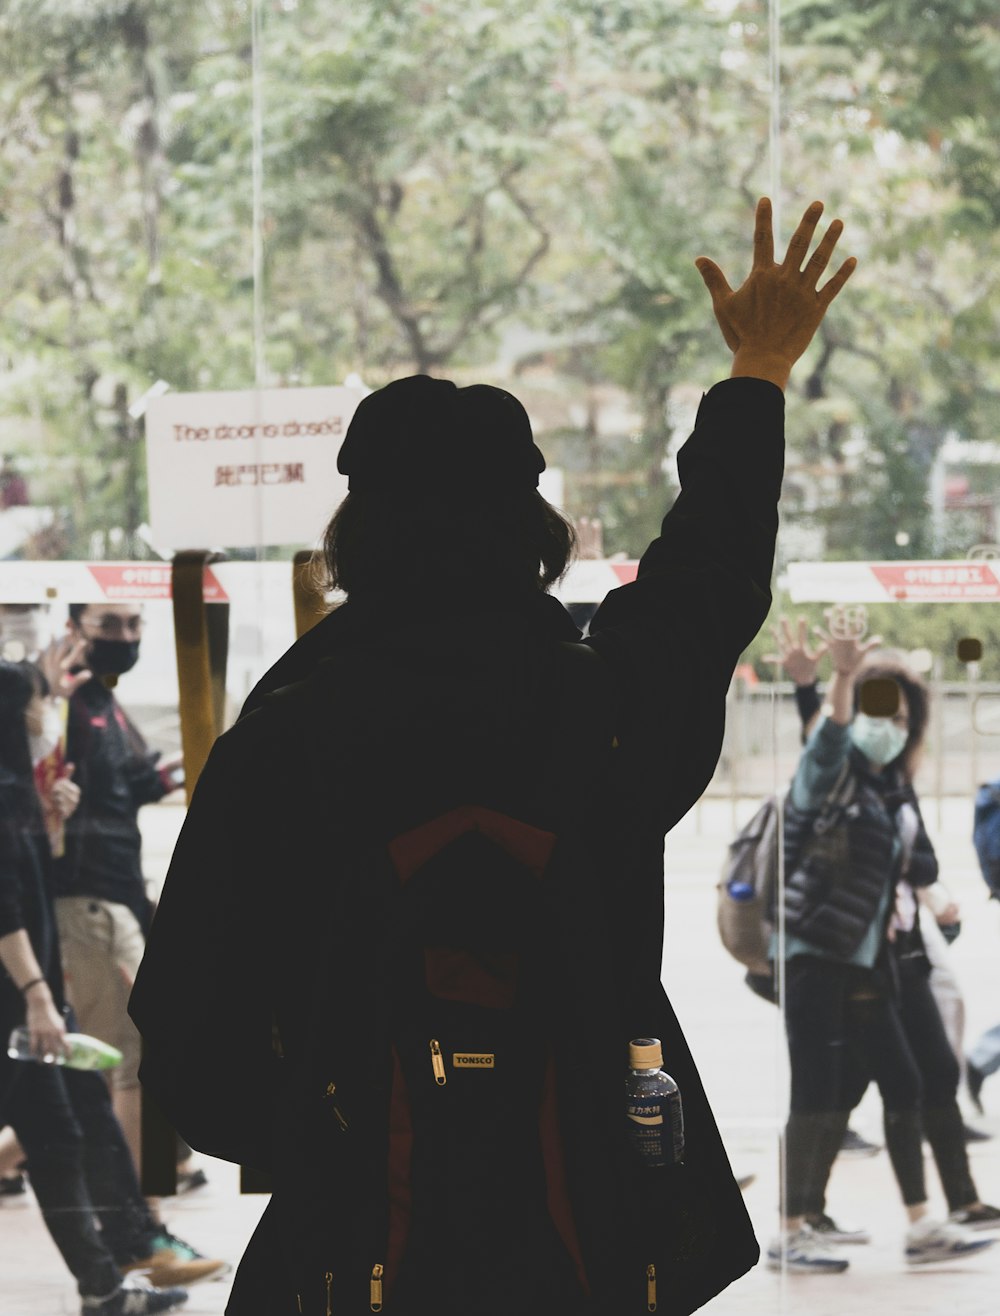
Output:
(838, 1127), (881, 1158)
(80, 1274), (188, 1313)
(967, 1061), (986, 1115)
(964, 1123), (993, 1144)
(950, 1203), (1000, 1231)
(174, 1167), (208, 1195)
(0, 1171), (26, 1197)
(806, 1211), (872, 1244)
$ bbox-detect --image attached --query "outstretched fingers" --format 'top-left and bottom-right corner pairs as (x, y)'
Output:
(803, 218), (844, 287)
(781, 200), (824, 272)
(751, 196), (774, 269)
(818, 255), (858, 309)
(695, 257), (734, 302)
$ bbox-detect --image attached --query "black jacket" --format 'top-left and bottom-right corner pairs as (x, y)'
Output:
(53, 678), (170, 934)
(0, 769), (67, 1036)
(783, 690), (939, 962)
(129, 377), (785, 1314)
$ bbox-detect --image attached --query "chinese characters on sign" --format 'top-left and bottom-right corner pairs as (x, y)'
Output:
(145, 387), (364, 550)
(786, 560), (1000, 604)
(870, 563), (1000, 601)
(214, 464), (305, 487)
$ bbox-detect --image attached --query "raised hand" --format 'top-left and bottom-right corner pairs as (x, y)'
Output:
(813, 615), (883, 677)
(39, 634), (92, 699)
(763, 614), (829, 686)
(695, 198), (857, 386)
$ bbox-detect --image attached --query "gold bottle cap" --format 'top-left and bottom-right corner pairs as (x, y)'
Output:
(629, 1038), (662, 1070)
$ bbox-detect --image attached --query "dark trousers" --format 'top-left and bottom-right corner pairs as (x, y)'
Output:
(852, 949), (976, 1211)
(0, 1052), (156, 1297)
(783, 951), (977, 1217)
(782, 956), (866, 1218)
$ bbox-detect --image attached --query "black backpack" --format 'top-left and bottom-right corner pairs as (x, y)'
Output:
(261, 640), (756, 1316)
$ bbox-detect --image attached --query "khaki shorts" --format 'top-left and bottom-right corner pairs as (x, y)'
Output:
(54, 896), (145, 1091)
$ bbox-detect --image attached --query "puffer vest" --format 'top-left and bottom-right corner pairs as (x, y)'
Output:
(780, 749), (933, 961)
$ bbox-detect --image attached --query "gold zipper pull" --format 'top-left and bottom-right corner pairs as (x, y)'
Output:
(323, 1082), (349, 1130)
(370, 1262), (384, 1311)
(325, 1270), (333, 1316)
(646, 1261), (656, 1311)
(430, 1038), (447, 1085)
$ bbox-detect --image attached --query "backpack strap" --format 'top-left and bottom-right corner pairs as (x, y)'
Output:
(810, 759), (855, 836)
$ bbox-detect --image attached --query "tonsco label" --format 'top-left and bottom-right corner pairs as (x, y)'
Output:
(452, 1053), (495, 1068)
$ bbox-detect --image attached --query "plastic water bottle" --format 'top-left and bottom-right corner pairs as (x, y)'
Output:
(626, 1038), (684, 1168)
(726, 878), (755, 901)
(7, 1026), (123, 1071)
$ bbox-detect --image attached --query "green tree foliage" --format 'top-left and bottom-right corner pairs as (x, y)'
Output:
(0, 0), (997, 578)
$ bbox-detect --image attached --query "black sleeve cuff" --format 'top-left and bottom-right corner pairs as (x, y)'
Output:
(794, 682), (822, 727)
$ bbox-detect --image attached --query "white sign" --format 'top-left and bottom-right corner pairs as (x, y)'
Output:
(145, 386), (365, 550)
(786, 560), (1000, 603)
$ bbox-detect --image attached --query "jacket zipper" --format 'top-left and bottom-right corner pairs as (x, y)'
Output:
(370, 1262), (384, 1311)
(325, 1270), (333, 1316)
(430, 1038), (447, 1085)
(646, 1262), (657, 1311)
(323, 1082), (349, 1131)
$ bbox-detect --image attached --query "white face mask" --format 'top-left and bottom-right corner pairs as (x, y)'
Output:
(849, 712), (908, 767)
(29, 701), (63, 766)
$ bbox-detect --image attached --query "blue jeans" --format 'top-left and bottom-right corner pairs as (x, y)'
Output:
(0, 1051), (156, 1296)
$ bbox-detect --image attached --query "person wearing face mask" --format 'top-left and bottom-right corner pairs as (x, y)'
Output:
(49, 604), (226, 1279)
(769, 631), (1000, 1274)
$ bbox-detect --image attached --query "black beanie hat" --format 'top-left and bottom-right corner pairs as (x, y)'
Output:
(337, 374), (546, 492)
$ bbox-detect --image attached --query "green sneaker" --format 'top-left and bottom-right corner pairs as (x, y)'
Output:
(142, 1229), (231, 1284)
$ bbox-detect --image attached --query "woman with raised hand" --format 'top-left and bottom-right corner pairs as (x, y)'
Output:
(130, 198), (857, 1316)
(770, 624), (999, 1275)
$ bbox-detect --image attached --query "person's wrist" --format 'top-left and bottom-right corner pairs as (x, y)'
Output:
(22, 978), (51, 1001)
(730, 349), (793, 390)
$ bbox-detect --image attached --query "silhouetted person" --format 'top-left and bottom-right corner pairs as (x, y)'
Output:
(129, 198), (856, 1315)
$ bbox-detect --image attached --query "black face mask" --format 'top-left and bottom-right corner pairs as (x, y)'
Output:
(87, 639), (141, 677)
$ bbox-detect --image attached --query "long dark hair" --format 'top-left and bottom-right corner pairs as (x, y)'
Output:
(320, 488), (578, 597)
(0, 662), (45, 825)
(852, 651), (930, 783)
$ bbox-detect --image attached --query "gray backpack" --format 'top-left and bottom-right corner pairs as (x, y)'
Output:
(717, 762), (854, 978)
(717, 795), (782, 978)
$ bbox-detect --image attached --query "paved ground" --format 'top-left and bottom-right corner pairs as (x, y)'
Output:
(4, 797), (1000, 1315)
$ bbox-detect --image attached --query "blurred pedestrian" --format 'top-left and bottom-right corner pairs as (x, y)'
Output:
(967, 772), (1000, 1112)
(50, 606), (222, 1271)
(0, 660), (190, 1315)
(769, 626), (999, 1274)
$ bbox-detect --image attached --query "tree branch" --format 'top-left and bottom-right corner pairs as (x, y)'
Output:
(435, 169), (551, 361)
(351, 177), (434, 372)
